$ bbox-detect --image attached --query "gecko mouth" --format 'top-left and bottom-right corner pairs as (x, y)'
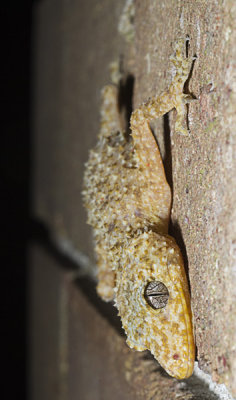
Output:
(166, 253), (194, 379)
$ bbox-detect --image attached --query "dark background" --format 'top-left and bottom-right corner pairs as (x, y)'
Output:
(2, 3), (32, 398)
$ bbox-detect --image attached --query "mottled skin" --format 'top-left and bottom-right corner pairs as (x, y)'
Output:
(83, 39), (195, 379)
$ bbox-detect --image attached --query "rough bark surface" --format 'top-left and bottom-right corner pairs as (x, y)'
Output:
(133, 0), (236, 395)
(31, 0), (236, 398)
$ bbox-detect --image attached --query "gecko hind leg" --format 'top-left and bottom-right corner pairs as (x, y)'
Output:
(99, 60), (135, 141)
(98, 84), (123, 139)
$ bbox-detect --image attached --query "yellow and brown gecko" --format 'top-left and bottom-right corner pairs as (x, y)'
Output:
(83, 38), (195, 379)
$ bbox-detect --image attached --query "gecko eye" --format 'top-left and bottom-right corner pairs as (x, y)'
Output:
(144, 281), (169, 310)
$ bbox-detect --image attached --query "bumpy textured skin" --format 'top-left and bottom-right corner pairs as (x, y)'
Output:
(83, 39), (195, 379)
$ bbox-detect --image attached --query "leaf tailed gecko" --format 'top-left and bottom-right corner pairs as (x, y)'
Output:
(83, 38), (195, 379)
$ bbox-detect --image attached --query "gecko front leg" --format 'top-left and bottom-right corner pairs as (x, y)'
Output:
(131, 38), (194, 137)
(83, 38), (195, 379)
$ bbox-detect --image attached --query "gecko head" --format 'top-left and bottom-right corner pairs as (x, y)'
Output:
(115, 231), (195, 379)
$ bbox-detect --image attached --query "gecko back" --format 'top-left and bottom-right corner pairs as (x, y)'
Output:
(83, 39), (195, 379)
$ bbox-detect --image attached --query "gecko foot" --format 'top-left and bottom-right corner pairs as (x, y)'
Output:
(169, 37), (197, 135)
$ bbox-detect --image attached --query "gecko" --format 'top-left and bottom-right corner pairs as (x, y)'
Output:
(83, 38), (195, 379)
